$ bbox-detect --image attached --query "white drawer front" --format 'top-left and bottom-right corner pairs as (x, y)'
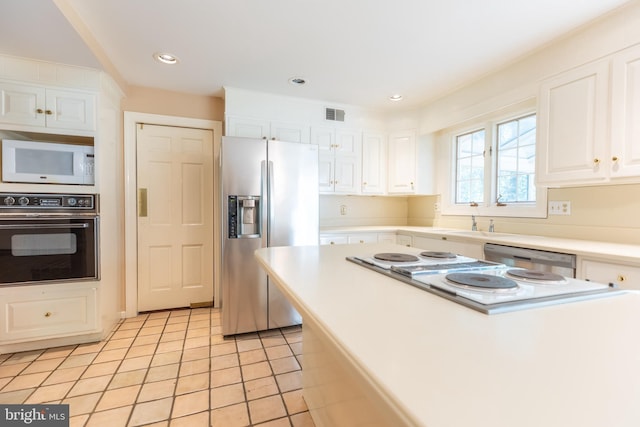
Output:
(1, 287), (98, 341)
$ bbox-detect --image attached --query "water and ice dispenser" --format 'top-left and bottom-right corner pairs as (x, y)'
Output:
(228, 195), (261, 238)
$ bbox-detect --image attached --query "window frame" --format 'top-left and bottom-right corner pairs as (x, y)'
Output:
(440, 104), (547, 218)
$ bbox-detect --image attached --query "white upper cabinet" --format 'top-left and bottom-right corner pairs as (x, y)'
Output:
(361, 131), (386, 195)
(314, 127), (361, 194)
(0, 82), (96, 132)
(537, 43), (640, 187)
(536, 59), (610, 186)
(388, 130), (417, 193)
(226, 116), (310, 143)
(610, 44), (640, 179)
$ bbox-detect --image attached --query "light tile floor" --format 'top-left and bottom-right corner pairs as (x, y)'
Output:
(0, 308), (316, 427)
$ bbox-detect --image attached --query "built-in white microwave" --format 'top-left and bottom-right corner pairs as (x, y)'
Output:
(1, 139), (94, 185)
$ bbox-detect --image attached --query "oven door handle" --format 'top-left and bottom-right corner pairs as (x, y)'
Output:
(0, 223), (89, 230)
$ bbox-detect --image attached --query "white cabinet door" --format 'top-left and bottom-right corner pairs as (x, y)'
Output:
(610, 44), (640, 179)
(377, 233), (396, 244)
(0, 83), (95, 131)
(0, 82), (45, 127)
(45, 89), (96, 132)
(318, 151), (335, 193)
(226, 116), (270, 139)
(270, 121), (310, 143)
(334, 154), (359, 194)
(537, 60), (610, 185)
(396, 234), (412, 247)
(311, 127), (335, 152)
(362, 132), (386, 195)
(388, 131), (416, 193)
(347, 233), (378, 244)
(579, 258), (640, 291)
(319, 234), (349, 245)
(226, 116), (310, 143)
(316, 128), (362, 194)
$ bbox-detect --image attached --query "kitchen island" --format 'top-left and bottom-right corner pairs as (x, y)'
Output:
(255, 243), (640, 427)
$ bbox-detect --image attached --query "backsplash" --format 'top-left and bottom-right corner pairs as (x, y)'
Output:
(321, 184), (640, 244)
(408, 184), (640, 245)
(319, 195), (408, 227)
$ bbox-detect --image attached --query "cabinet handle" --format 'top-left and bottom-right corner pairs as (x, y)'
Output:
(612, 156), (619, 162)
(359, 240), (364, 243)
(36, 108), (44, 114)
(45, 109), (53, 115)
(44, 312), (52, 317)
(593, 158), (600, 165)
(618, 275), (626, 283)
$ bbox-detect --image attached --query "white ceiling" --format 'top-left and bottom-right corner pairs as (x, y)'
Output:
(0, 0), (633, 111)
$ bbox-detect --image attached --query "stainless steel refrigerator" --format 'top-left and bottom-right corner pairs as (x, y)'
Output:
(221, 136), (319, 335)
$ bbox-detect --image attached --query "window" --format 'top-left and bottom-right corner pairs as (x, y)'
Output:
(455, 129), (485, 204)
(442, 105), (546, 218)
(496, 114), (536, 203)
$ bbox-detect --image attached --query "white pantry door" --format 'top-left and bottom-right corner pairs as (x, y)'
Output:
(136, 124), (214, 312)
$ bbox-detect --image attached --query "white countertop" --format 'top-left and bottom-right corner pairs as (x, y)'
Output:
(256, 243), (640, 427)
(321, 226), (640, 264)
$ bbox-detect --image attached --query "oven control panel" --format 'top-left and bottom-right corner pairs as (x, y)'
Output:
(0, 193), (97, 211)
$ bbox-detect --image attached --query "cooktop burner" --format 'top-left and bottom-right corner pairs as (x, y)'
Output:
(445, 272), (519, 290)
(506, 269), (566, 282)
(420, 251), (457, 259)
(373, 253), (420, 263)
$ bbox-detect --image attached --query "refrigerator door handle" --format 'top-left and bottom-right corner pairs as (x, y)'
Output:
(261, 159), (269, 248)
(267, 160), (275, 247)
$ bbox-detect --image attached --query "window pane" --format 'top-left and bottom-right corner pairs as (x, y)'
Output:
(455, 129), (484, 204)
(496, 114), (536, 203)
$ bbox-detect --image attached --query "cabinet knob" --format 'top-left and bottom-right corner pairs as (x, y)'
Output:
(612, 156), (619, 162)
(363, 182), (367, 186)
(330, 241), (335, 245)
(593, 158), (600, 165)
(618, 275), (626, 283)
(359, 240), (364, 243)
(36, 108), (44, 114)
(44, 312), (52, 317)
(45, 109), (53, 115)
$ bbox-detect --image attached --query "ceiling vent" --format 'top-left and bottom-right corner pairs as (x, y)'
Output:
(325, 108), (345, 122)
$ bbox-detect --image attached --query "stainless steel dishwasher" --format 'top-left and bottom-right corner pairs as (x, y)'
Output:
(484, 243), (576, 278)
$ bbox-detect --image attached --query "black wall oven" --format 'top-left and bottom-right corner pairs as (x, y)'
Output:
(0, 193), (99, 285)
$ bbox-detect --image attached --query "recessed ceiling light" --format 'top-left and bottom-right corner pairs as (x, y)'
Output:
(389, 94), (403, 102)
(288, 77), (307, 86)
(153, 52), (179, 65)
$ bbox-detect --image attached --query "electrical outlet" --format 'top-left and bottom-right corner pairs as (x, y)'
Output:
(340, 204), (347, 215)
(434, 203), (440, 212)
(548, 201), (571, 215)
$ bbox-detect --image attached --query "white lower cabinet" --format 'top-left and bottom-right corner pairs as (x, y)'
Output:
(320, 232), (397, 245)
(319, 234), (349, 245)
(348, 233), (378, 244)
(578, 258), (640, 290)
(0, 284), (99, 343)
(412, 236), (483, 259)
(396, 234), (413, 247)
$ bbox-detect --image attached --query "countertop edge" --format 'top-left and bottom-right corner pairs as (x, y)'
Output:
(320, 226), (640, 265)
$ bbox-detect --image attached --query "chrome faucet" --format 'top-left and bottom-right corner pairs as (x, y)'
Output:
(489, 219), (495, 232)
(471, 215), (477, 231)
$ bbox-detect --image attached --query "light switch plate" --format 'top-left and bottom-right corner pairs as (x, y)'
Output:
(549, 201), (571, 215)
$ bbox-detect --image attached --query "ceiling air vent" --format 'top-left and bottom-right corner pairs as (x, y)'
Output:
(325, 108), (345, 122)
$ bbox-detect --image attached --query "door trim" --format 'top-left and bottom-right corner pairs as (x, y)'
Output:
(124, 112), (222, 318)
